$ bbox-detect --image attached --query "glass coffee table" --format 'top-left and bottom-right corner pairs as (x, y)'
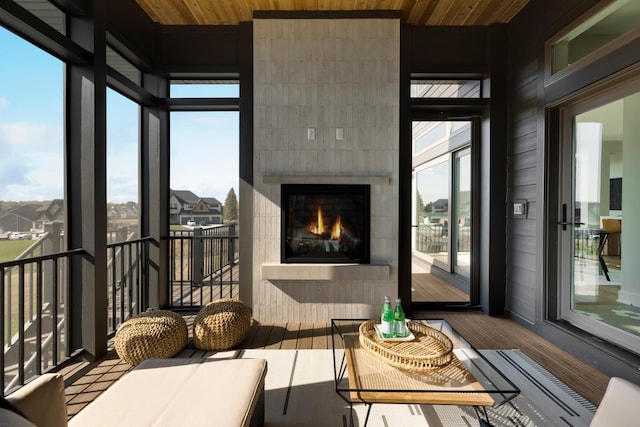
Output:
(331, 319), (520, 427)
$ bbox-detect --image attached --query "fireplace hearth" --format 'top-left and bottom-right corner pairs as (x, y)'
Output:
(282, 184), (370, 263)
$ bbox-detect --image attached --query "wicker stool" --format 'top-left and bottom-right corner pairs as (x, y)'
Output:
(115, 309), (188, 365)
(193, 298), (252, 350)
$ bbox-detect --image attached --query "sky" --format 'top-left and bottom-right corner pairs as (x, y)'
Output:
(0, 26), (239, 205)
(0, 27), (64, 202)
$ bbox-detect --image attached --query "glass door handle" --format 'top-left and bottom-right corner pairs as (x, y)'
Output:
(558, 221), (585, 228)
(558, 203), (584, 230)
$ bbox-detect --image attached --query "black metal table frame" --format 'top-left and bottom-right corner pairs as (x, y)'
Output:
(331, 318), (520, 427)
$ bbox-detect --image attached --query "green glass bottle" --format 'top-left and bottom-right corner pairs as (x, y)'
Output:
(394, 298), (409, 338)
(381, 295), (390, 321)
(380, 296), (395, 338)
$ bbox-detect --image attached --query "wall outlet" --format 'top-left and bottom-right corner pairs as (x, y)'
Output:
(307, 127), (315, 140)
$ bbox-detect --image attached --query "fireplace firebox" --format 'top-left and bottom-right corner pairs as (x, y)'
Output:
(282, 184), (370, 263)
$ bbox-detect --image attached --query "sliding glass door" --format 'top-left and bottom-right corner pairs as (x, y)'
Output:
(557, 81), (640, 354)
(454, 148), (471, 278)
(414, 157), (450, 271)
(411, 121), (472, 306)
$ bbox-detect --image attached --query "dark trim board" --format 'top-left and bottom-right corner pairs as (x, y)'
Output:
(0, 0), (90, 64)
(398, 23), (412, 313)
(253, 10), (403, 20)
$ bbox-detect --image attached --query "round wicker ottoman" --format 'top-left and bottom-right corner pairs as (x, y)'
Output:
(115, 310), (188, 365)
(193, 298), (252, 350)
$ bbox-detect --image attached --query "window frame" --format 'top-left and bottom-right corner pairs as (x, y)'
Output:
(545, 0), (640, 85)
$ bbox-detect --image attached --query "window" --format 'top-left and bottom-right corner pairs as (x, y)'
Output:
(413, 122), (448, 154)
(411, 80), (481, 98)
(412, 121), (471, 156)
(0, 24), (66, 378)
(548, 0), (640, 80)
(170, 80), (239, 98)
(0, 26), (64, 256)
(170, 111), (238, 226)
(106, 88), (139, 243)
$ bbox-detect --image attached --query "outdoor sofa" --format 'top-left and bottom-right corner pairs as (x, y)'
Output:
(2, 357), (267, 427)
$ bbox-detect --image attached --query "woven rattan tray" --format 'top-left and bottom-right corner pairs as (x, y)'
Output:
(358, 319), (453, 372)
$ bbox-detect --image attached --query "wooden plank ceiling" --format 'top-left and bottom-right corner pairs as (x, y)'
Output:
(134, 0), (530, 26)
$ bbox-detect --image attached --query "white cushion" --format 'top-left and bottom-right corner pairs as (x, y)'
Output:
(69, 358), (267, 427)
(590, 377), (640, 427)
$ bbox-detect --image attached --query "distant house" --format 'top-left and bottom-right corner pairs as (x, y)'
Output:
(0, 199), (143, 235)
(107, 203), (138, 220)
(426, 199), (449, 213)
(0, 203), (43, 233)
(35, 199), (64, 230)
(169, 190), (223, 225)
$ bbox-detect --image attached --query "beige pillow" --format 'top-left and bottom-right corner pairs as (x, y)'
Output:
(7, 374), (67, 427)
(0, 407), (37, 427)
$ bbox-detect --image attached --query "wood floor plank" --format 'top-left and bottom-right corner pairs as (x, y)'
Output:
(247, 323), (273, 349)
(264, 323), (287, 349)
(330, 321), (344, 349)
(297, 323), (314, 349)
(243, 320), (262, 346)
(279, 323), (300, 349)
(311, 323), (329, 349)
(412, 273), (468, 302)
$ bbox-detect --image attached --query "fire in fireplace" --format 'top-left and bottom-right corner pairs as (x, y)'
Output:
(282, 184), (370, 263)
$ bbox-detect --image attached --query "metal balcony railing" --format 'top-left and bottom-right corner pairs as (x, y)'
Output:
(574, 228), (602, 261)
(106, 237), (155, 335)
(414, 223), (471, 254)
(1, 247), (85, 394)
(1, 223), (238, 394)
(1, 233), (155, 394)
(168, 223), (238, 309)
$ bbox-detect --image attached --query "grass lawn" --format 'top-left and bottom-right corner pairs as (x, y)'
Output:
(170, 225), (190, 231)
(0, 240), (36, 262)
(1, 239), (41, 344)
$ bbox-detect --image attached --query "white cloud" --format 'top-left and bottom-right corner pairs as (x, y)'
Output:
(0, 121), (61, 149)
(0, 121), (64, 201)
(0, 110), (240, 203)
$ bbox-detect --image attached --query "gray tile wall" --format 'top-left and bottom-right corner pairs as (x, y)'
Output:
(252, 18), (400, 322)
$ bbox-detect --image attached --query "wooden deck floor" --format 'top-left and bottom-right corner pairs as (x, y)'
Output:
(412, 272), (468, 302)
(59, 311), (611, 420)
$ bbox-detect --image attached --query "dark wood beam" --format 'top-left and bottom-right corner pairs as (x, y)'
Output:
(66, 0), (109, 360)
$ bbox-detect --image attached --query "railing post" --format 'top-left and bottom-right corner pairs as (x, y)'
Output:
(228, 223), (236, 264)
(192, 228), (204, 286)
(43, 222), (62, 307)
(116, 227), (128, 243)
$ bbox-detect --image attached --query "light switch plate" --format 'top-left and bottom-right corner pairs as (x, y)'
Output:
(513, 200), (527, 217)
